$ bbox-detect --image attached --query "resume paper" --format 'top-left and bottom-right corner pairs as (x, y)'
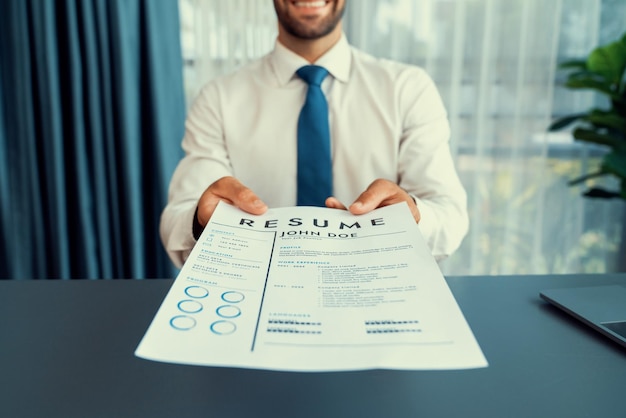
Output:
(135, 202), (487, 371)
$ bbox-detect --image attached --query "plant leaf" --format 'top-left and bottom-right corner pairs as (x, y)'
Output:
(568, 169), (606, 185)
(581, 187), (621, 199)
(548, 113), (587, 131)
(572, 127), (621, 148)
(601, 151), (626, 180)
(564, 76), (622, 100)
(586, 110), (626, 135)
(566, 70), (607, 83)
(558, 59), (587, 70)
(587, 39), (626, 85)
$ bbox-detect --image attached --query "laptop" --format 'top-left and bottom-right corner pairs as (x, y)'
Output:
(540, 284), (626, 348)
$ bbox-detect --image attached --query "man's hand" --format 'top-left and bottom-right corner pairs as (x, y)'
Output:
(196, 176), (268, 228)
(326, 179), (421, 223)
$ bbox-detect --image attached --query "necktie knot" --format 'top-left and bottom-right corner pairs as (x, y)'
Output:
(296, 65), (328, 87)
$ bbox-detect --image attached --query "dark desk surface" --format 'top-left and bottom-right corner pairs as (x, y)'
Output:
(1, 274), (625, 418)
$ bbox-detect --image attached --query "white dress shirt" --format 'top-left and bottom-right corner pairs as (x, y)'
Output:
(161, 34), (469, 267)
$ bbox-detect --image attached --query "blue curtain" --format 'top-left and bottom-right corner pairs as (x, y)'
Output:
(0, 0), (185, 279)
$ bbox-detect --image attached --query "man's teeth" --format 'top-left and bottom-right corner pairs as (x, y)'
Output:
(294, 1), (327, 7)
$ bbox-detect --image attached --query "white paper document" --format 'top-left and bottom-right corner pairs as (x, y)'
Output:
(136, 202), (487, 372)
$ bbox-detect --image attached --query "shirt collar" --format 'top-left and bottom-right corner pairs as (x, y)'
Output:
(270, 33), (351, 86)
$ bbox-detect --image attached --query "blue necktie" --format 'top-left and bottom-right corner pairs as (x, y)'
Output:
(296, 65), (332, 207)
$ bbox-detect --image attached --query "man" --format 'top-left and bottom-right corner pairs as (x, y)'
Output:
(160, 0), (469, 267)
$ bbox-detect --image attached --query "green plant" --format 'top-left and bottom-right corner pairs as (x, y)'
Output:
(548, 31), (626, 200)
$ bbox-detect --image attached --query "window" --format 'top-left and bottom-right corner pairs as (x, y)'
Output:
(177, 0), (625, 274)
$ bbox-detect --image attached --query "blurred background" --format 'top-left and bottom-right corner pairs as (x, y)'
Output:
(1, 0), (624, 279)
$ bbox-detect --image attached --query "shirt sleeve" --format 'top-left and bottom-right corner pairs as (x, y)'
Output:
(396, 68), (469, 260)
(159, 82), (234, 268)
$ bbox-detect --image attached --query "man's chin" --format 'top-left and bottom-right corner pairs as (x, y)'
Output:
(284, 22), (335, 40)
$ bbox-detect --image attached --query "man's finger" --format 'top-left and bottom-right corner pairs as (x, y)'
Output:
(349, 179), (399, 214)
(197, 177), (267, 226)
(348, 179), (421, 223)
(214, 178), (267, 213)
(325, 196), (348, 210)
